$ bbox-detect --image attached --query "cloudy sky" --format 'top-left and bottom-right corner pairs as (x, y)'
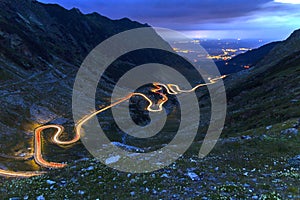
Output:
(38, 0), (300, 40)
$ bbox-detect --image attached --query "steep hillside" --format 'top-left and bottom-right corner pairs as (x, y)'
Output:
(224, 29), (300, 134)
(256, 29), (300, 70)
(216, 41), (280, 74)
(0, 0), (175, 168)
(0, 1), (299, 199)
(0, 0), (146, 69)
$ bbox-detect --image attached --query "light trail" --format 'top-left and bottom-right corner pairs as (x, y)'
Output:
(0, 169), (45, 178)
(0, 76), (226, 178)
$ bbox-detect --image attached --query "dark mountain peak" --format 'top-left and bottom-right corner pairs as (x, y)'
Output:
(216, 41), (280, 74)
(287, 28), (300, 40)
(254, 27), (300, 69)
(0, 0), (148, 69)
(225, 28), (300, 134)
(69, 7), (82, 15)
(119, 17), (131, 21)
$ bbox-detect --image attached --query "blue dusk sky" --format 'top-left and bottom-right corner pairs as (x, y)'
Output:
(38, 0), (300, 40)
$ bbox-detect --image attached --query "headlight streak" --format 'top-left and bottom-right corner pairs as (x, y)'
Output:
(0, 75), (226, 178)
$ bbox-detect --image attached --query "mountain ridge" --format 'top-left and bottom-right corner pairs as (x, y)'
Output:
(0, 1), (299, 199)
(216, 41), (280, 74)
(0, 0), (149, 70)
(0, 0), (165, 150)
(223, 27), (300, 134)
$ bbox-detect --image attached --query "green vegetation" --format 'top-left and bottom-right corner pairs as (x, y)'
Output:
(0, 0), (300, 199)
(1, 119), (299, 199)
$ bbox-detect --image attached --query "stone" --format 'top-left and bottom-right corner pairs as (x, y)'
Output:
(46, 180), (56, 185)
(105, 155), (121, 165)
(36, 195), (45, 200)
(288, 155), (300, 167)
(160, 173), (169, 178)
(86, 166), (94, 171)
(241, 135), (252, 140)
(187, 172), (201, 181)
(266, 125), (272, 130)
(281, 128), (298, 135)
(130, 191), (135, 196)
(78, 190), (85, 195)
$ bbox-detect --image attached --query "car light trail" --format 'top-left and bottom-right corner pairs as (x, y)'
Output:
(0, 75), (226, 178)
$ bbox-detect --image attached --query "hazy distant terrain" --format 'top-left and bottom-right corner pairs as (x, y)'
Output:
(0, 0), (299, 199)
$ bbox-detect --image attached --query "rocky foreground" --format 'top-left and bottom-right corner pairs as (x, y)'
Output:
(0, 0), (300, 199)
(1, 118), (299, 199)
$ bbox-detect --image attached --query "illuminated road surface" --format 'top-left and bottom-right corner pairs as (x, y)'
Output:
(0, 76), (226, 178)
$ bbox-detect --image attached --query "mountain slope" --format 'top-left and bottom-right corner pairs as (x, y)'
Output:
(224, 29), (300, 134)
(0, 0), (175, 168)
(216, 41), (280, 74)
(0, 0), (146, 69)
(256, 29), (300, 70)
(0, 2), (299, 199)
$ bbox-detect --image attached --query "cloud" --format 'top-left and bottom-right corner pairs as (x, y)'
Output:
(38, 0), (300, 39)
(274, 0), (300, 4)
(39, 0), (272, 24)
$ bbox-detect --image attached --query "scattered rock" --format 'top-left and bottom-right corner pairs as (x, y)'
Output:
(105, 155), (121, 165)
(293, 119), (300, 128)
(281, 128), (298, 135)
(241, 135), (252, 140)
(288, 155), (300, 167)
(130, 191), (135, 196)
(187, 172), (201, 181)
(152, 189), (158, 195)
(243, 183), (250, 187)
(76, 157), (90, 162)
(209, 186), (217, 191)
(129, 179), (136, 184)
(160, 173), (169, 178)
(46, 180), (56, 185)
(78, 190), (85, 195)
(36, 195), (45, 200)
(18, 153), (27, 157)
(70, 177), (78, 183)
(86, 166), (94, 171)
(112, 142), (145, 152)
(266, 125), (272, 130)
(243, 172), (249, 176)
(50, 185), (56, 190)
